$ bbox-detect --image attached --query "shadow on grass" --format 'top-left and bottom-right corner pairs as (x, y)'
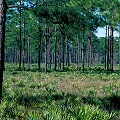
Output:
(7, 90), (119, 112)
(82, 95), (120, 112)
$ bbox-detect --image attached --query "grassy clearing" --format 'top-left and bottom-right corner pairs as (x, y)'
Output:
(0, 64), (120, 119)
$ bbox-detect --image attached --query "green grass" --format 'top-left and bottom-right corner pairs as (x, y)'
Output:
(0, 64), (120, 119)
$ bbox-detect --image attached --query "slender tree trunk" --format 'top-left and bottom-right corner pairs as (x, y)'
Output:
(105, 25), (107, 69)
(82, 32), (85, 72)
(19, 0), (22, 69)
(58, 38), (62, 70)
(27, 37), (30, 70)
(54, 26), (57, 71)
(107, 25), (114, 72)
(65, 36), (70, 67)
(111, 27), (114, 72)
(38, 25), (42, 71)
(62, 37), (65, 71)
(119, 25), (120, 70)
(12, 47), (15, 64)
(23, 17), (26, 70)
(88, 33), (93, 67)
(45, 27), (51, 73)
(107, 25), (110, 71)
(15, 48), (18, 65)
(0, 0), (7, 100)
(77, 34), (80, 70)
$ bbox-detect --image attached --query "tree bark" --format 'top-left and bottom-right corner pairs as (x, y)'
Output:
(23, 17), (26, 70)
(107, 25), (110, 71)
(38, 24), (42, 71)
(27, 37), (30, 70)
(82, 32), (85, 72)
(0, 0), (7, 100)
(65, 36), (70, 67)
(88, 33), (92, 67)
(119, 25), (120, 70)
(77, 34), (80, 70)
(45, 27), (51, 73)
(105, 25), (107, 69)
(111, 27), (114, 72)
(54, 26), (57, 71)
(19, 0), (22, 69)
(62, 36), (65, 71)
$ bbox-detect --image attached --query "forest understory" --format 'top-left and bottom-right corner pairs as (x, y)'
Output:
(0, 64), (120, 119)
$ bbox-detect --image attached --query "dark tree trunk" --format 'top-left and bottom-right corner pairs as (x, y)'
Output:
(38, 25), (42, 71)
(105, 25), (107, 69)
(19, 1), (22, 69)
(54, 27), (57, 71)
(119, 25), (120, 70)
(107, 25), (110, 71)
(65, 36), (70, 67)
(111, 27), (114, 72)
(107, 25), (114, 72)
(27, 37), (30, 70)
(54, 36), (57, 71)
(88, 33), (93, 67)
(82, 33), (85, 72)
(45, 27), (51, 73)
(58, 38), (62, 70)
(23, 17), (26, 70)
(0, 0), (7, 101)
(77, 34), (80, 70)
(62, 37), (65, 71)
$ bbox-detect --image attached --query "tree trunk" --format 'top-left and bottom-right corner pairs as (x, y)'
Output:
(62, 37), (65, 71)
(65, 36), (70, 67)
(38, 25), (42, 71)
(27, 37), (30, 70)
(23, 17), (26, 70)
(107, 25), (110, 71)
(88, 33), (93, 68)
(119, 25), (120, 70)
(54, 26), (57, 71)
(105, 25), (107, 69)
(19, 0), (22, 69)
(45, 27), (51, 73)
(58, 38), (62, 70)
(107, 25), (114, 72)
(77, 34), (80, 70)
(82, 32), (85, 72)
(0, 0), (7, 100)
(110, 27), (114, 72)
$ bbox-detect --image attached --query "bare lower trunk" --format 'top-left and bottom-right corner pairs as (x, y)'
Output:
(88, 33), (93, 67)
(28, 37), (30, 70)
(62, 37), (65, 70)
(23, 17), (26, 70)
(65, 36), (70, 66)
(19, 1), (22, 69)
(82, 32), (85, 72)
(77, 34), (80, 70)
(110, 27), (114, 72)
(107, 25), (114, 72)
(105, 25), (107, 69)
(0, 0), (7, 100)
(38, 26), (42, 71)
(45, 27), (51, 73)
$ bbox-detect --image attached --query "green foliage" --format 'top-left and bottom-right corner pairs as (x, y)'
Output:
(1, 64), (120, 119)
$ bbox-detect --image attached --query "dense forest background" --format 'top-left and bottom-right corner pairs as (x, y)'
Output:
(0, 0), (120, 119)
(4, 0), (120, 72)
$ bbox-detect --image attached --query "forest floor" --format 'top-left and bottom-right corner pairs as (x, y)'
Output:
(0, 64), (120, 119)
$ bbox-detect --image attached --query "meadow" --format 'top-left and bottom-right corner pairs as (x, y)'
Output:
(0, 64), (120, 119)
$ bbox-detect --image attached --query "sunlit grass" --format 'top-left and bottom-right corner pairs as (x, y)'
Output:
(0, 64), (120, 119)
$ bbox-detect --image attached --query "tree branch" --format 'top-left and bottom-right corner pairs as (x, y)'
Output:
(8, 5), (30, 10)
